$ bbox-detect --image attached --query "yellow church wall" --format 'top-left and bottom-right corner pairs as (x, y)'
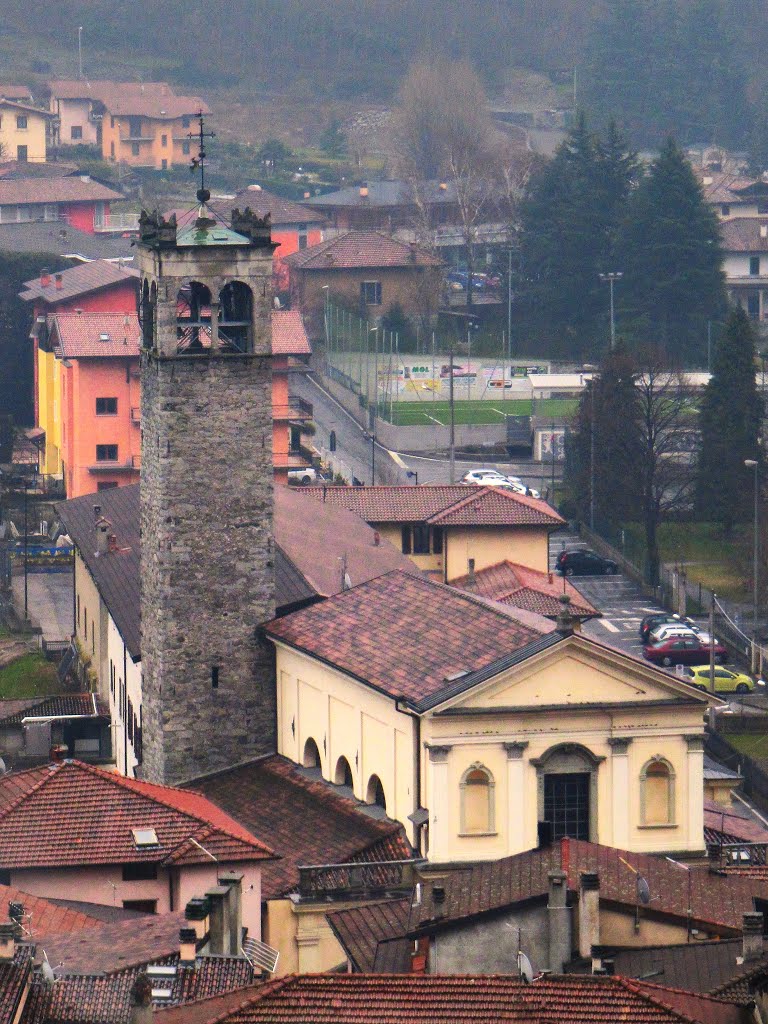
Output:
(444, 525), (550, 579)
(265, 897), (366, 976)
(274, 643), (416, 840)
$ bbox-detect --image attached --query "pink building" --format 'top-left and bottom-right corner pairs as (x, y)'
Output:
(0, 759), (274, 937)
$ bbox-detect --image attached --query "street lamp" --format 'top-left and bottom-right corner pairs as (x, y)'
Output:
(466, 320), (480, 400)
(599, 272), (623, 349)
(745, 458), (760, 652)
(369, 326), (379, 485)
(583, 365), (598, 531)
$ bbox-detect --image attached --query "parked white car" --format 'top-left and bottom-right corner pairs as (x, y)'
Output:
(288, 466), (319, 485)
(651, 623), (718, 645)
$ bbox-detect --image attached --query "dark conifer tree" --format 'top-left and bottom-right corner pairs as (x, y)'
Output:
(696, 307), (762, 531)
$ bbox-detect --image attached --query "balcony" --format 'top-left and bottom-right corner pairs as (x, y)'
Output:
(710, 841), (768, 871)
(95, 212), (141, 234)
(272, 398), (313, 422)
(87, 455), (140, 473)
(297, 859), (421, 901)
(131, 406), (141, 424)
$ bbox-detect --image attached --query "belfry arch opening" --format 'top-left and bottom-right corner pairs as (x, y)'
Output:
(176, 281), (212, 353)
(218, 281), (253, 353)
(140, 279), (156, 349)
(302, 737), (321, 769)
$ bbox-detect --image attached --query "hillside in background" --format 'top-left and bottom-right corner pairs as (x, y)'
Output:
(0, 1), (766, 157)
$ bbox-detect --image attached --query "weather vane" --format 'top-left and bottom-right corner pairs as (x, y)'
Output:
(188, 111), (215, 204)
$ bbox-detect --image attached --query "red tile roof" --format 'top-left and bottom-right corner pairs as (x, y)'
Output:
(216, 186), (326, 227)
(185, 755), (413, 899)
(0, 86), (33, 100)
(302, 485), (564, 527)
(408, 837), (768, 936)
(704, 798), (768, 845)
(283, 230), (442, 270)
(265, 570), (543, 705)
(0, 759), (274, 870)
(0, 176), (122, 205)
(149, 973), (751, 1024)
(720, 217), (768, 253)
(48, 80), (208, 119)
(20, 259), (138, 304)
(271, 310), (311, 355)
(37, 911), (186, 975)
(0, 946), (31, 1024)
(327, 898), (412, 972)
(0, 882), (102, 937)
(50, 312), (140, 358)
(451, 560), (599, 618)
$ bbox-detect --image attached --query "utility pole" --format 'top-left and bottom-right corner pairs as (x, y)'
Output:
(23, 479), (29, 621)
(507, 247), (513, 358)
(599, 272), (623, 349)
(745, 458), (760, 666)
(77, 26), (83, 79)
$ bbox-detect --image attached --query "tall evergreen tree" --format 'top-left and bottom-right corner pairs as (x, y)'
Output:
(614, 138), (726, 362)
(696, 307), (762, 531)
(518, 116), (636, 357)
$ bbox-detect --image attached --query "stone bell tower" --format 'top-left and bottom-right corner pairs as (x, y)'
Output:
(137, 190), (276, 784)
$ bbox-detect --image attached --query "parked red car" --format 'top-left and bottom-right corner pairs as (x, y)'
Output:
(643, 635), (728, 667)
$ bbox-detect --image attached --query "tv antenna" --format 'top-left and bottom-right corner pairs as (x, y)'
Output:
(188, 111), (216, 204)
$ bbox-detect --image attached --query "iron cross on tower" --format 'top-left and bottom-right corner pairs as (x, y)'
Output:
(188, 111), (216, 203)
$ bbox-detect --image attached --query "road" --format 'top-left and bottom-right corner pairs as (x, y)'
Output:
(293, 373), (560, 493)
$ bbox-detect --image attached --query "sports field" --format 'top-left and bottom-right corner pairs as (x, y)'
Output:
(382, 398), (578, 426)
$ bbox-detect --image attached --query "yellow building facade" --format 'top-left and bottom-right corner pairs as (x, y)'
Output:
(271, 624), (715, 864)
(37, 344), (62, 478)
(0, 100), (49, 162)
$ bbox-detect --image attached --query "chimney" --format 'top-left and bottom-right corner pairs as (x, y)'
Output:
(206, 885), (231, 955)
(95, 518), (111, 555)
(93, 504), (102, 521)
(184, 897), (210, 941)
(179, 927), (197, 967)
(0, 923), (15, 961)
(410, 936), (428, 974)
(555, 594), (575, 637)
(54, 273), (63, 291)
(129, 973), (152, 1024)
(742, 912), (764, 961)
(40, 268), (51, 288)
(49, 744), (67, 763)
(432, 883), (446, 919)
(467, 558), (476, 586)
(438, 182), (448, 192)
(547, 870), (571, 973)
(578, 872), (600, 959)
(409, 241), (418, 262)
(218, 871), (243, 954)
(359, 185), (369, 199)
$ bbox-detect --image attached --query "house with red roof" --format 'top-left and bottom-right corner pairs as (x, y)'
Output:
(265, 569), (719, 865)
(0, 175), (123, 232)
(0, 759), (273, 937)
(283, 230), (443, 337)
(301, 484), (565, 580)
(270, 310), (314, 484)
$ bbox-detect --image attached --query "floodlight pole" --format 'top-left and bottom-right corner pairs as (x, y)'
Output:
(599, 272), (623, 349)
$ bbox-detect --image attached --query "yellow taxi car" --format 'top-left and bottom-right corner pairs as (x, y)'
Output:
(679, 664), (761, 694)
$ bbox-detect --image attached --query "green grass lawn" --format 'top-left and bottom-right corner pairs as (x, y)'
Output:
(385, 398), (577, 426)
(0, 653), (62, 699)
(719, 731), (768, 762)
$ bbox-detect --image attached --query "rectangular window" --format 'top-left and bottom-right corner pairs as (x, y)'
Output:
(401, 526), (412, 555)
(122, 862), (158, 881)
(182, 116), (191, 129)
(432, 527), (443, 554)
(298, 232), (308, 250)
(96, 444), (118, 461)
(361, 281), (382, 305)
(111, 116), (116, 129)
(77, 594), (80, 628)
(747, 294), (760, 319)
(161, 158), (168, 170)
(182, 141), (190, 155)
(750, 256), (761, 276)
(758, 202), (768, 215)
(412, 523), (431, 554)
(43, 204), (58, 221)
(122, 899), (157, 914)
(161, 134), (168, 146)
(16, 115), (27, 129)
(16, 145), (27, 162)
(110, 141), (115, 159)
(71, 125), (83, 140)
(96, 397), (118, 415)
(97, 481), (119, 490)
(128, 117), (142, 138)
(131, 143), (140, 157)
(721, 204), (730, 216)
(94, 201), (105, 228)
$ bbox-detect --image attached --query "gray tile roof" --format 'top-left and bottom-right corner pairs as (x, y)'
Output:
(0, 222), (133, 260)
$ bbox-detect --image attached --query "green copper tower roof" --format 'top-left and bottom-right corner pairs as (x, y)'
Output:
(176, 208), (251, 247)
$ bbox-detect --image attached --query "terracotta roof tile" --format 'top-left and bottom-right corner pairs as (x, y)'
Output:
(451, 560), (598, 618)
(0, 176), (122, 205)
(283, 230), (442, 270)
(50, 312), (140, 358)
(49, 80), (208, 119)
(327, 898), (411, 972)
(408, 837), (768, 936)
(185, 755), (412, 900)
(597, 938), (747, 997)
(0, 692), (108, 726)
(0, 86), (33, 100)
(720, 217), (768, 253)
(0, 882), (102, 938)
(0, 759), (274, 870)
(150, 973), (751, 1024)
(0, 946), (31, 1024)
(37, 911), (185, 975)
(302, 484), (564, 527)
(264, 571), (542, 705)
(271, 311), (311, 355)
(20, 260), (138, 304)
(214, 187), (326, 226)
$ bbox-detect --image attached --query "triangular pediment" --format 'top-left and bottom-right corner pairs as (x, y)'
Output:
(432, 634), (715, 713)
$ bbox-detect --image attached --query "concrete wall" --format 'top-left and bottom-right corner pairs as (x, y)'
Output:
(108, 613), (143, 777)
(432, 903), (553, 975)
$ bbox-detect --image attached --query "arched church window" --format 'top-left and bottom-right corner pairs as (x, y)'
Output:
(460, 764), (495, 834)
(176, 281), (212, 353)
(641, 758), (675, 825)
(218, 281), (253, 353)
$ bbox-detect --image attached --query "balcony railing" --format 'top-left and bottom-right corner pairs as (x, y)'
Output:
(297, 859), (421, 900)
(95, 212), (140, 233)
(710, 841), (768, 871)
(273, 398), (313, 421)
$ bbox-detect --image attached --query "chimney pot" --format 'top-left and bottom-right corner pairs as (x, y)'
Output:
(40, 268), (51, 288)
(93, 504), (102, 520)
(578, 871), (600, 958)
(373, 530), (380, 547)
(0, 923), (15, 961)
(54, 273), (63, 290)
(205, 885), (231, 956)
(359, 185), (369, 198)
(49, 743), (68, 763)
(743, 911), (764, 961)
(217, 871), (244, 955)
(179, 927), (197, 966)
(433, 884), (446, 904)
(184, 896), (210, 941)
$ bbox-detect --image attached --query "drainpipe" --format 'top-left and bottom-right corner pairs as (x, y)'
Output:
(396, 698), (423, 856)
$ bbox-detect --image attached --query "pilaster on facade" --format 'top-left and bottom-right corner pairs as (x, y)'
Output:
(608, 736), (632, 848)
(504, 741), (530, 855)
(684, 734), (706, 850)
(426, 744), (452, 860)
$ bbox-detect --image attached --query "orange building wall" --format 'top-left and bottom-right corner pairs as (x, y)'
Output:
(102, 114), (193, 169)
(272, 354), (291, 485)
(62, 357), (140, 498)
(272, 227), (324, 293)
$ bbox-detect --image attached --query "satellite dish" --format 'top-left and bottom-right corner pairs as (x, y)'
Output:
(41, 960), (56, 984)
(637, 876), (651, 905)
(0, 758), (7, 776)
(518, 951), (535, 983)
